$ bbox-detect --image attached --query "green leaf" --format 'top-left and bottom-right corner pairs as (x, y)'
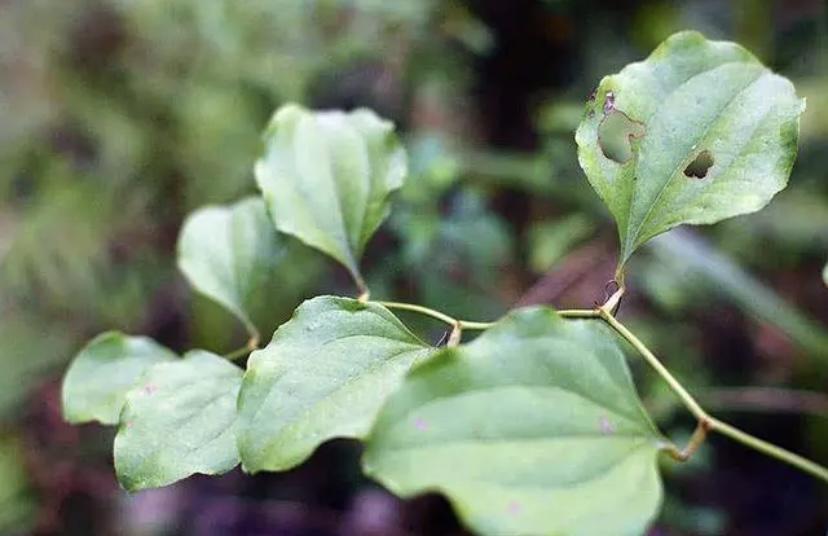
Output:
(237, 296), (435, 473)
(576, 31), (804, 264)
(363, 308), (666, 536)
(255, 104), (407, 287)
(177, 196), (321, 335)
(114, 351), (242, 491)
(62, 332), (177, 425)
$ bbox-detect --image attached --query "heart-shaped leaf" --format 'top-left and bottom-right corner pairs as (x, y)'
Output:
(363, 308), (666, 536)
(236, 296), (435, 473)
(177, 196), (322, 335)
(62, 332), (177, 425)
(255, 104), (407, 289)
(576, 31), (804, 265)
(114, 351), (242, 491)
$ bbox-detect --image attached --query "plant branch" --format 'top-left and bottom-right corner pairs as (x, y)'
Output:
(654, 387), (828, 420)
(599, 308), (707, 420)
(375, 301), (598, 332)
(597, 306), (828, 483)
(707, 416), (828, 482)
(374, 301), (459, 326)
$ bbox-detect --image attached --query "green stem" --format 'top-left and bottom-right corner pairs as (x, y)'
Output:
(598, 307), (828, 484)
(374, 300), (499, 331)
(708, 417), (828, 482)
(375, 301), (598, 330)
(374, 301), (458, 326)
(599, 309), (707, 420)
(559, 309), (600, 319)
(458, 320), (495, 330)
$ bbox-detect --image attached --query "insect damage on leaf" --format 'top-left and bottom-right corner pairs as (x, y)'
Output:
(683, 150), (714, 179)
(597, 92), (646, 164)
(575, 31), (805, 265)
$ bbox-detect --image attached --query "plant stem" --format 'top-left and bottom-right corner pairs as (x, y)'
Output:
(599, 309), (707, 420)
(654, 387), (828, 419)
(458, 320), (495, 330)
(598, 307), (828, 484)
(373, 300), (499, 331)
(559, 309), (600, 319)
(375, 301), (598, 330)
(374, 301), (458, 326)
(708, 416), (828, 481)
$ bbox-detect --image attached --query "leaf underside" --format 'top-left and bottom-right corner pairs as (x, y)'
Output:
(236, 296), (436, 473)
(255, 104), (407, 285)
(363, 308), (665, 536)
(114, 351), (242, 491)
(576, 30), (804, 264)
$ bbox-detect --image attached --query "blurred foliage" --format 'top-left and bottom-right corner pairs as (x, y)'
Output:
(0, 435), (35, 534)
(1, 0), (827, 534)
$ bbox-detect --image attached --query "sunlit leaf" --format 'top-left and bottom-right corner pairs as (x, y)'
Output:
(177, 196), (322, 335)
(576, 31), (804, 264)
(114, 351), (242, 491)
(237, 296), (435, 473)
(364, 308), (666, 536)
(62, 332), (176, 425)
(255, 104), (407, 288)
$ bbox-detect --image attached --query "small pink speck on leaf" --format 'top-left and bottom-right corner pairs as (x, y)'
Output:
(599, 416), (616, 435)
(507, 501), (522, 516)
(413, 417), (429, 432)
(142, 384), (158, 395)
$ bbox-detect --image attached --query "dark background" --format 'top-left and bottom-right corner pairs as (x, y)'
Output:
(1, 0), (827, 534)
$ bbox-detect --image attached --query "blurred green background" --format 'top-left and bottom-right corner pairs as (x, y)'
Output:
(1, 0), (827, 534)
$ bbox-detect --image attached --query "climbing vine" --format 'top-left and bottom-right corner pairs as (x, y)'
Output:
(62, 32), (825, 535)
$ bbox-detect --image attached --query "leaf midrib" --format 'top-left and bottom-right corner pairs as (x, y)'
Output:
(384, 383), (654, 446)
(624, 65), (765, 255)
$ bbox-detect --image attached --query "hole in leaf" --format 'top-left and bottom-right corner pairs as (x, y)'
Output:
(683, 150), (714, 179)
(598, 109), (646, 163)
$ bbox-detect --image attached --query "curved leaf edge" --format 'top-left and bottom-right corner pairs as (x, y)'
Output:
(575, 30), (805, 266)
(360, 306), (672, 536)
(236, 295), (435, 474)
(61, 331), (178, 426)
(113, 350), (243, 492)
